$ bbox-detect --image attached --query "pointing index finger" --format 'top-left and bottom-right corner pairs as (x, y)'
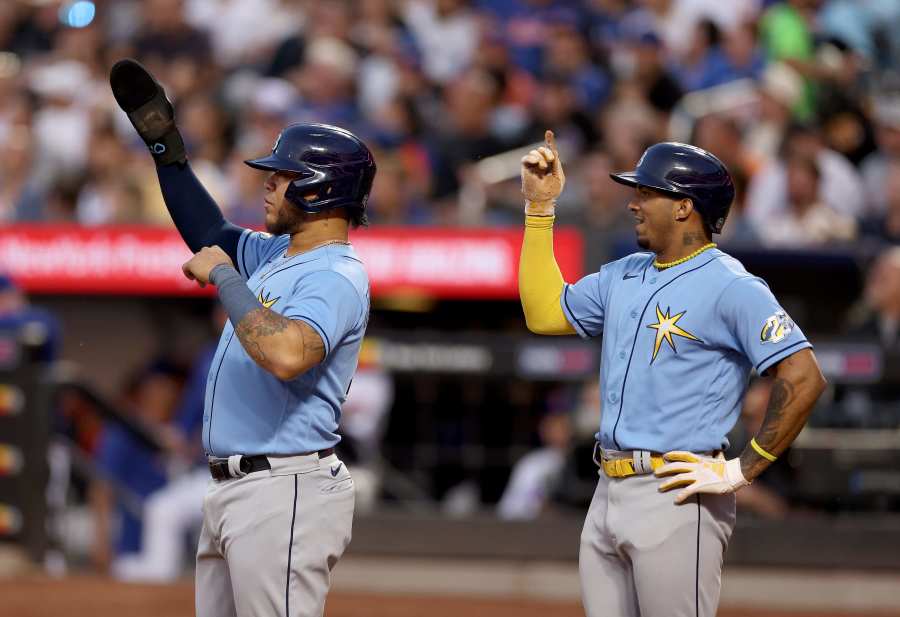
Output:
(544, 130), (556, 154)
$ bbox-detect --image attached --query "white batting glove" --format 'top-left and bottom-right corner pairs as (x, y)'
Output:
(654, 451), (749, 504)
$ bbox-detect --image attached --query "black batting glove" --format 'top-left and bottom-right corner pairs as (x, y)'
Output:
(109, 59), (186, 166)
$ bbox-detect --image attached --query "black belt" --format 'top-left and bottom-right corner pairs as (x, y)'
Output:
(208, 448), (335, 481)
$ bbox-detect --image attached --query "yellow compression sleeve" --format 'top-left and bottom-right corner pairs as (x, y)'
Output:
(519, 215), (576, 335)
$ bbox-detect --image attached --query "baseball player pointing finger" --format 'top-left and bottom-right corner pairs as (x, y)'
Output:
(519, 131), (827, 617)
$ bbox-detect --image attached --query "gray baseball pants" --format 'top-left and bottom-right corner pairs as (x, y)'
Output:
(579, 453), (736, 617)
(195, 452), (354, 617)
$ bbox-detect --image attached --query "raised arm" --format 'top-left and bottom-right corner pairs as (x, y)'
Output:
(518, 130), (575, 336)
(739, 348), (826, 480)
(109, 59), (244, 265)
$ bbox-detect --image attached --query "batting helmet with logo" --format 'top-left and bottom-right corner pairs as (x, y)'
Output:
(245, 123), (376, 217)
(610, 142), (735, 234)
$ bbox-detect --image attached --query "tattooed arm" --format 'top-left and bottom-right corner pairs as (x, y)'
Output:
(233, 309), (325, 380)
(181, 247), (326, 381)
(739, 349), (827, 480)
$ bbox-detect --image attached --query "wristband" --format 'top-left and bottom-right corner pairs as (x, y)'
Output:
(524, 214), (555, 229)
(750, 438), (777, 462)
(210, 264), (262, 325)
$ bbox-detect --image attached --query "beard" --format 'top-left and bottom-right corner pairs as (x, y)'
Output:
(265, 202), (305, 235)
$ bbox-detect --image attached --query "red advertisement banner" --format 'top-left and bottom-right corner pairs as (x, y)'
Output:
(0, 225), (583, 299)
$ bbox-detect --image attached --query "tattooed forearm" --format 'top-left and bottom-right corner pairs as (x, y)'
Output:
(739, 350), (826, 480)
(234, 308), (289, 365)
(754, 378), (793, 446)
(298, 321), (325, 359)
(233, 307), (325, 379)
(740, 378), (798, 479)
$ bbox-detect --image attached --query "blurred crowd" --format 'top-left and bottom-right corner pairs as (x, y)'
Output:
(7, 0), (900, 577)
(0, 0), (899, 258)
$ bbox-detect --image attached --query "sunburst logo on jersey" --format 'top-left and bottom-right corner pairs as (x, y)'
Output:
(257, 289), (280, 309)
(647, 304), (702, 363)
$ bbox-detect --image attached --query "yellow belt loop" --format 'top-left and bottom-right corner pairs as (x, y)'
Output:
(750, 438), (777, 462)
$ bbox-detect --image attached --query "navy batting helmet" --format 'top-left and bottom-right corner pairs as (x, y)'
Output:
(245, 123), (376, 217)
(610, 142), (734, 234)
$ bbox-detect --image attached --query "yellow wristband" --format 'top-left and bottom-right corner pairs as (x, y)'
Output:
(750, 438), (777, 462)
(524, 214), (555, 229)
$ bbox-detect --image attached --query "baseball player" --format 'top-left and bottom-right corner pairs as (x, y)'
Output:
(519, 131), (827, 617)
(109, 59), (375, 617)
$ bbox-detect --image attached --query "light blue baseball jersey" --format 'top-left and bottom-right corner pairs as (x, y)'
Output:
(202, 230), (369, 457)
(561, 248), (810, 453)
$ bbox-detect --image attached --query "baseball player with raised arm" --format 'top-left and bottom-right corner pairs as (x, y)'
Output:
(518, 131), (827, 617)
(109, 59), (375, 617)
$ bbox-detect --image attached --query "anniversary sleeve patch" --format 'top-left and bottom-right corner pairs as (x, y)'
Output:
(760, 310), (794, 344)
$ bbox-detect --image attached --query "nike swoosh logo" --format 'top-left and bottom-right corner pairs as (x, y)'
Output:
(330, 463), (343, 477)
(623, 273), (639, 280)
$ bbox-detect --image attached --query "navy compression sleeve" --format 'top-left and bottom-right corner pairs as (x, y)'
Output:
(156, 163), (245, 271)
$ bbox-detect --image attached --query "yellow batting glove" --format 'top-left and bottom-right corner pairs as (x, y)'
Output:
(654, 451), (749, 504)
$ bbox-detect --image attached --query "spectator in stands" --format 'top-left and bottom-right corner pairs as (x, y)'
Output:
(471, 31), (535, 124)
(498, 405), (573, 520)
(719, 20), (766, 84)
(851, 247), (900, 351)
(759, 0), (818, 120)
(427, 67), (506, 208)
(477, 0), (568, 76)
(90, 361), (184, 574)
(674, 19), (732, 92)
(27, 59), (93, 179)
(541, 24), (610, 112)
(523, 75), (597, 161)
(745, 62), (805, 160)
(834, 247), (900, 429)
(754, 153), (856, 248)
(558, 149), (634, 265)
(860, 159), (900, 246)
(75, 121), (144, 225)
(367, 153), (433, 225)
(861, 96), (900, 217)
(622, 0), (759, 62)
(183, 0), (301, 68)
(747, 123), (866, 233)
(113, 307), (225, 582)
(819, 98), (876, 169)
(0, 274), (60, 363)
(621, 30), (684, 115)
(338, 351), (395, 514)
(287, 36), (361, 129)
(0, 123), (46, 221)
(132, 0), (212, 68)
(402, 0), (479, 84)
(548, 381), (604, 511)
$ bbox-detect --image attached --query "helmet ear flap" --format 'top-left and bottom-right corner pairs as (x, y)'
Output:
(284, 176), (311, 209)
